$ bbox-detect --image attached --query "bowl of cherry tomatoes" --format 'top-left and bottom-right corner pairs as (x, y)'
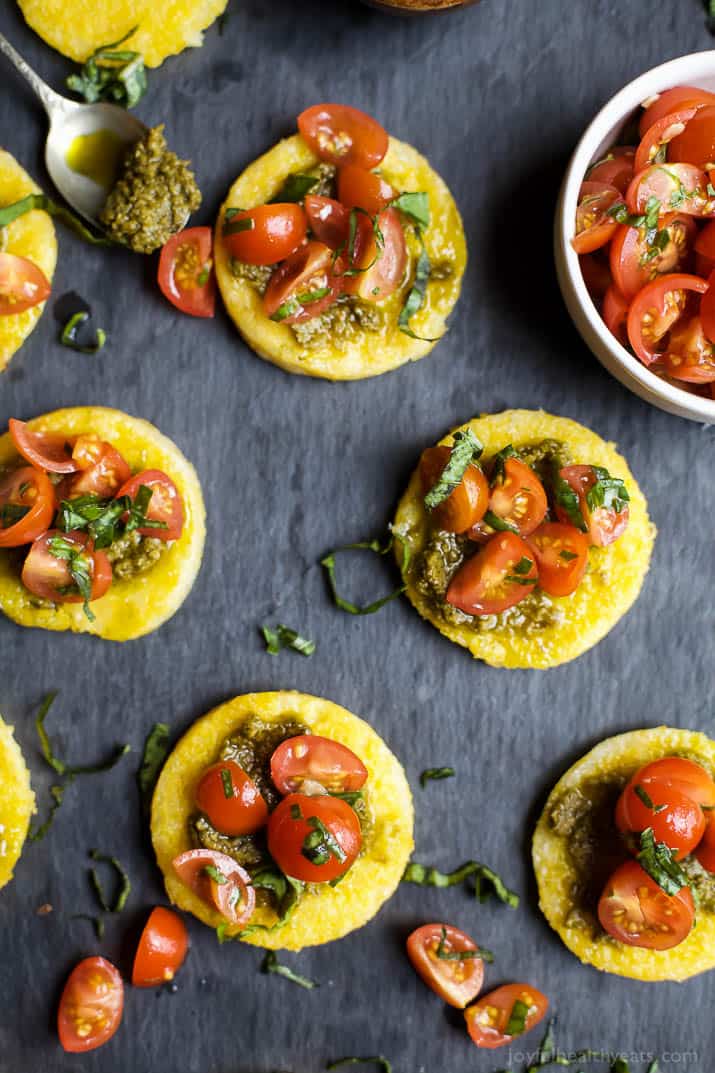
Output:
(555, 51), (715, 423)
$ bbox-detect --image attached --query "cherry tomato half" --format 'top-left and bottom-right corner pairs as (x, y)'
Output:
(223, 204), (307, 266)
(419, 446), (489, 534)
(337, 164), (397, 215)
(0, 466), (55, 547)
(609, 214), (696, 301)
(267, 792), (362, 884)
(586, 147), (635, 194)
(63, 437), (131, 499)
(298, 104), (389, 169)
(446, 532), (538, 616)
(195, 760), (268, 836)
(406, 923), (485, 1009)
(579, 253), (612, 300)
(8, 418), (77, 473)
(158, 227), (215, 318)
(626, 273), (708, 366)
(694, 218), (715, 276)
(115, 470), (184, 541)
(598, 860), (695, 950)
(632, 757), (715, 808)
(555, 464), (629, 547)
(695, 816), (715, 872)
(633, 107), (700, 174)
(58, 956), (123, 1053)
(639, 86), (715, 138)
(172, 849), (255, 926)
(602, 285), (630, 347)
(342, 206), (407, 302)
(305, 195), (350, 250)
(625, 163), (713, 218)
(465, 983), (548, 1050)
(132, 907), (189, 987)
(669, 104), (715, 170)
(0, 252), (51, 315)
(572, 182), (620, 254)
(662, 314), (715, 383)
(486, 458), (547, 537)
(527, 522), (590, 597)
(271, 735), (368, 795)
(264, 240), (344, 325)
(615, 779), (706, 860)
(21, 530), (112, 605)
(699, 266), (715, 345)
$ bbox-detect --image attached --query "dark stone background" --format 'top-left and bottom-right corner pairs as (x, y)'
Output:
(0, 1), (713, 1070)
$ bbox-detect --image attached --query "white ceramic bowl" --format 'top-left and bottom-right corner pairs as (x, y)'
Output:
(555, 51), (715, 424)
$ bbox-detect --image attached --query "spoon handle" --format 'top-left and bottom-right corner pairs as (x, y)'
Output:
(0, 31), (70, 118)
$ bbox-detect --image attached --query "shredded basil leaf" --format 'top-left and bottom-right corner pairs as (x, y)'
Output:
(71, 913), (105, 939)
(399, 232), (440, 340)
(424, 429), (484, 511)
(550, 468), (587, 533)
(262, 623), (316, 656)
(634, 784), (666, 814)
(35, 691), (129, 778)
(89, 849), (131, 912)
(47, 535), (95, 620)
(483, 509), (519, 533)
(261, 950), (318, 989)
(435, 925), (494, 963)
(238, 873), (304, 938)
(559, 549), (578, 562)
(270, 174), (320, 203)
(220, 768), (234, 798)
(637, 828), (689, 895)
(204, 864), (228, 886)
(419, 767), (455, 788)
(223, 213), (255, 237)
(66, 28), (147, 108)
(0, 194), (111, 245)
(0, 503), (30, 528)
(402, 859), (519, 907)
(328, 1060), (392, 1073)
(137, 722), (170, 815)
(505, 998), (530, 1038)
(390, 191), (430, 229)
(28, 784), (65, 842)
(60, 311), (107, 354)
(321, 530), (410, 616)
(302, 814), (346, 867)
(585, 465), (629, 515)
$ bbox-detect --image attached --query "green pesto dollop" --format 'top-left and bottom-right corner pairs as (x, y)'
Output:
(105, 531), (166, 580)
(229, 258), (272, 294)
(681, 856), (715, 913)
(291, 296), (385, 348)
(100, 125), (201, 253)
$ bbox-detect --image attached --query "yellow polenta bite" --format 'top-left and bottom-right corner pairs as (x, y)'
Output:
(0, 150), (57, 373)
(0, 408), (205, 641)
(214, 103), (466, 380)
(0, 715), (35, 890)
(533, 728), (715, 982)
(392, 409), (655, 669)
(17, 0), (227, 69)
(151, 691), (414, 950)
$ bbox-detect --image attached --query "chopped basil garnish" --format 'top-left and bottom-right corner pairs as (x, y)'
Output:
(399, 233), (439, 340)
(302, 815), (346, 867)
(220, 768), (234, 798)
(637, 828), (689, 895)
(390, 191), (430, 229)
(505, 555), (536, 585)
(327, 1060), (392, 1073)
(204, 864), (228, 886)
(47, 535), (95, 619)
(28, 784), (65, 842)
(483, 509), (518, 533)
(124, 485), (167, 534)
(223, 212), (254, 237)
(236, 872), (303, 938)
(66, 28), (147, 108)
(137, 722), (170, 815)
(504, 998), (530, 1038)
(71, 913), (105, 940)
(490, 443), (519, 484)
(634, 784), (666, 814)
(0, 194), (110, 245)
(0, 503), (30, 528)
(290, 803), (303, 820)
(57, 486), (166, 549)
(559, 549), (578, 561)
(262, 623), (316, 656)
(513, 556), (533, 574)
(270, 174), (320, 203)
(585, 466), (629, 514)
(261, 950), (318, 989)
(550, 470), (587, 533)
(419, 766), (455, 788)
(89, 849), (131, 913)
(34, 691), (130, 779)
(321, 530), (410, 616)
(435, 925), (493, 963)
(60, 311), (106, 354)
(402, 859), (519, 907)
(423, 429), (484, 511)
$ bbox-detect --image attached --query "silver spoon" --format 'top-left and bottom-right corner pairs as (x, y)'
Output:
(0, 31), (146, 227)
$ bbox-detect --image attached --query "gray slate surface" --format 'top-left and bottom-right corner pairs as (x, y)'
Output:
(0, 1), (713, 1070)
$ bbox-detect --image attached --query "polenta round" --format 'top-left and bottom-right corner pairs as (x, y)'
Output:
(0, 150), (56, 373)
(0, 407), (206, 641)
(151, 692), (414, 950)
(533, 727), (715, 982)
(17, 0), (227, 69)
(214, 134), (466, 380)
(392, 410), (655, 669)
(0, 716), (35, 890)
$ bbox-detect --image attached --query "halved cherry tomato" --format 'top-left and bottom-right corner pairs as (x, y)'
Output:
(695, 816), (715, 872)
(634, 108), (699, 173)
(343, 207), (407, 302)
(406, 923), (485, 1009)
(305, 195), (349, 250)
(419, 446), (489, 534)
(158, 227), (215, 318)
(615, 780), (706, 860)
(639, 86), (715, 138)
(446, 532), (538, 616)
(626, 273), (708, 366)
(695, 219), (715, 276)
(115, 470), (184, 541)
(625, 163), (713, 217)
(609, 214), (696, 301)
(63, 437), (131, 499)
(172, 849), (255, 926)
(0, 252), (51, 315)
(222, 204), (307, 266)
(527, 522), (589, 597)
(21, 530), (112, 604)
(267, 792), (361, 884)
(669, 104), (715, 169)
(465, 983), (548, 1050)
(271, 734), (368, 795)
(572, 181), (621, 254)
(0, 466), (55, 547)
(58, 956), (123, 1053)
(8, 418), (78, 473)
(598, 860), (695, 950)
(195, 760), (268, 836)
(263, 240), (344, 324)
(298, 104), (388, 169)
(662, 314), (715, 382)
(579, 253), (612, 300)
(337, 164), (397, 215)
(132, 907), (189, 988)
(602, 285), (630, 346)
(486, 458), (547, 537)
(625, 757), (715, 809)
(554, 464), (629, 547)
(586, 147), (635, 194)
(699, 266), (715, 345)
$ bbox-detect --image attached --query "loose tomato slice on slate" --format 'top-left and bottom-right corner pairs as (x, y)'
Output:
(633, 107), (700, 173)
(407, 923), (485, 1009)
(572, 181), (621, 254)
(554, 464), (629, 547)
(63, 437), (131, 499)
(158, 227), (215, 318)
(132, 907), (189, 988)
(639, 86), (715, 137)
(446, 532), (538, 616)
(22, 530), (112, 605)
(0, 466), (55, 547)
(598, 860), (695, 950)
(609, 213), (696, 301)
(271, 734), (368, 795)
(195, 760), (268, 836)
(223, 204), (307, 266)
(343, 206), (407, 302)
(304, 195), (350, 250)
(264, 240), (344, 324)
(116, 470), (184, 541)
(668, 104), (715, 169)
(172, 849), (255, 926)
(630, 756), (715, 808)
(9, 418), (78, 473)
(298, 104), (389, 169)
(267, 792), (362, 884)
(419, 446), (489, 534)
(625, 162), (714, 217)
(615, 779), (706, 860)
(337, 164), (397, 215)
(58, 956), (124, 1053)
(465, 983), (548, 1049)
(586, 147), (635, 194)
(695, 816), (715, 872)
(486, 457), (547, 537)
(602, 285), (630, 347)
(626, 273), (708, 366)
(527, 522), (589, 597)
(0, 252), (51, 315)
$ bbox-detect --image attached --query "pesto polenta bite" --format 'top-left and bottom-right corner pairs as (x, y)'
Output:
(0, 150), (57, 373)
(0, 408), (205, 640)
(392, 410), (655, 669)
(151, 692), (414, 950)
(214, 104), (466, 380)
(0, 715), (35, 890)
(533, 728), (715, 982)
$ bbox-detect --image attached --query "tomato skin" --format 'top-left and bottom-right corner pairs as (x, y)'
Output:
(662, 314), (715, 382)
(639, 86), (715, 138)
(598, 860), (695, 950)
(634, 108), (699, 174)
(446, 532), (538, 616)
(267, 792), (362, 884)
(21, 530), (112, 604)
(406, 923), (485, 1009)
(487, 458), (547, 538)
(609, 214), (696, 301)
(602, 285), (630, 347)
(223, 204), (307, 266)
(669, 104), (715, 169)
(342, 206), (407, 302)
(572, 181), (620, 254)
(615, 780), (706, 860)
(264, 240), (344, 324)
(625, 162), (713, 217)
(298, 104), (388, 169)
(270, 735), (368, 795)
(0, 252), (51, 315)
(626, 273), (708, 366)
(527, 522), (589, 597)
(195, 760), (268, 836)
(694, 219), (715, 276)
(132, 907), (189, 988)
(630, 757), (715, 808)
(695, 816), (715, 872)
(419, 446), (489, 534)
(465, 983), (548, 1050)
(0, 466), (55, 547)
(700, 266), (715, 345)
(555, 464), (629, 547)
(63, 438), (131, 499)
(304, 195), (349, 250)
(115, 470), (184, 541)
(337, 164), (397, 215)
(172, 849), (255, 926)
(579, 253), (612, 300)
(587, 147), (635, 194)
(158, 227), (215, 318)
(58, 956), (124, 1054)
(9, 418), (78, 474)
